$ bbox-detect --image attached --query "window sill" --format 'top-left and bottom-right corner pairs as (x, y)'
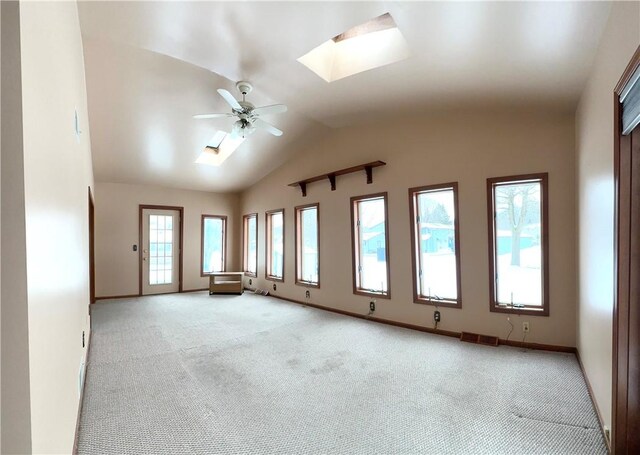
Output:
(295, 280), (319, 289)
(413, 297), (460, 308)
(201, 271), (226, 278)
(354, 289), (390, 299)
(244, 272), (257, 278)
(490, 304), (548, 317)
(266, 275), (284, 283)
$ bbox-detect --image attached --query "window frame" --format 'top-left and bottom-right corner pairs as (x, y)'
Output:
(242, 213), (258, 277)
(487, 173), (549, 316)
(350, 192), (391, 299)
(295, 203), (320, 288)
(265, 208), (285, 282)
(408, 183), (462, 308)
(200, 214), (227, 277)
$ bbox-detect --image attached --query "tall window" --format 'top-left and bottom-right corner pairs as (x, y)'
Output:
(201, 215), (226, 275)
(295, 204), (319, 287)
(351, 193), (390, 297)
(243, 213), (257, 277)
(487, 173), (549, 315)
(409, 183), (461, 307)
(266, 209), (284, 281)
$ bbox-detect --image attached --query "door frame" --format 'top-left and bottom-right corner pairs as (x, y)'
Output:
(613, 45), (640, 454)
(138, 204), (184, 295)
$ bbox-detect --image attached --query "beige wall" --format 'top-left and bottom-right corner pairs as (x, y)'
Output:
(240, 109), (577, 347)
(95, 182), (240, 297)
(20, 1), (95, 452)
(1, 2), (32, 452)
(575, 1), (640, 433)
(0, 1), (97, 453)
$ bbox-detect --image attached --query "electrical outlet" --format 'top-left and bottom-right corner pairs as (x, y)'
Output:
(522, 322), (530, 333)
(370, 301), (375, 312)
(273, 283), (277, 291)
(434, 311), (441, 322)
(305, 290), (310, 299)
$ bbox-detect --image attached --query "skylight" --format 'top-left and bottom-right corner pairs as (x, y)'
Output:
(206, 131), (226, 149)
(297, 13), (410, 83)
(195, 132), (245, 166)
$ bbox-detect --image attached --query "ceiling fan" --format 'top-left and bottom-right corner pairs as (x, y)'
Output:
(194, 81), (287, 139)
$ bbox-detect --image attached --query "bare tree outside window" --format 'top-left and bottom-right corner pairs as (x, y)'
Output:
(494, 183), (539, 267)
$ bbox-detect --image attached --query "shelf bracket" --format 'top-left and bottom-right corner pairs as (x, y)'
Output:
(365, 165), (373, 184)
(328, 173), (336, 191)
(299, 182), (307, 197)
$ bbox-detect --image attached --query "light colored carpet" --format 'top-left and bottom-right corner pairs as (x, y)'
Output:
(78, 292), (606, 454)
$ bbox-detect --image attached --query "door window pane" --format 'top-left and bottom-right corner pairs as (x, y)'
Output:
(149, 214), (173, 285)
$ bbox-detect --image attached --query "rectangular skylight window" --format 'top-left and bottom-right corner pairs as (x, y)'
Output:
(206, 130), (227, 149)
(195, 132), (245, 166)
(298, 13), (410, 83)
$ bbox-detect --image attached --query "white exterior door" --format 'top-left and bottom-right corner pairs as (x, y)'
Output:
(142, 208), (180, 295)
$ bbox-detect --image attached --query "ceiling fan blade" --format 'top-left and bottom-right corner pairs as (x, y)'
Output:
(254, 118), (283, 137)
(217, 89), (243, 111)
(252, 104), (288, 116)
(193, 113), (234, 119)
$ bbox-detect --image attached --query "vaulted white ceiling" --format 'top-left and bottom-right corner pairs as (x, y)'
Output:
(79, 1), (611, 192)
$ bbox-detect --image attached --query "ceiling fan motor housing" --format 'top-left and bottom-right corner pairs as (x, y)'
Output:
(238, 101), (255, 113)
(236, 81), (253, 96)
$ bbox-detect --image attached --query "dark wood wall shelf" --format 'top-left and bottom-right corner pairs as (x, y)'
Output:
(288, 161), (386, 197)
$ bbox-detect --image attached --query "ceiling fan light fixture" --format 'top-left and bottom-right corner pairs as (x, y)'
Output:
(244, 123), (256, 137)
(232, 119), (256, 139)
